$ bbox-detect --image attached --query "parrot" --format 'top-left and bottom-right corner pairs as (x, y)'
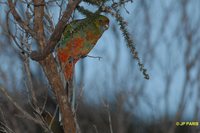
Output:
(55, 15), (109, 126)
(57, 15), (109, 81)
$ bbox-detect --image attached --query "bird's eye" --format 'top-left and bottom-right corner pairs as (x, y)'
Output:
(99, 19), (103, 23)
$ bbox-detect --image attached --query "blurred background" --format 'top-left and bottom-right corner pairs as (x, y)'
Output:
(0, 0), (200, 133)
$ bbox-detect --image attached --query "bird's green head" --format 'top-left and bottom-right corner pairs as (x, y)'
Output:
(94, 15), (109, 33)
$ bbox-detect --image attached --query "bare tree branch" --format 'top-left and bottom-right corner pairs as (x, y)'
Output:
(0, 86), (43, 125)
(33, 0), (46, 50)
(7, 0), (37, 39)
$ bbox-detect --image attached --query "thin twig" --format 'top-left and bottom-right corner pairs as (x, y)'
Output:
(41, 85), (48, 113)
(0, 86), (43, 125)
(7, 0), (37, 38)
(0, 121), (15, 133)
(101, 5), (150, 79)
(49, 105), (59, 128)
(22, 39), (38, 107)
(103, 102), (113, 133)
(75, 86), (85, 112)
(6, 10), (30, 55)
(56, 0), (65, 21)
(85, 55), (103, 60)
(93, 124), (99, 133)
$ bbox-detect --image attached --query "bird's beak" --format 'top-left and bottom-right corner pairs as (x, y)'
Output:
(100, 24), (109, 32)
(105, 24), (109, 29)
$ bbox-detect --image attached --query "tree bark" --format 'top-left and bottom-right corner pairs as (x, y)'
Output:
(40, 55), (76, 133)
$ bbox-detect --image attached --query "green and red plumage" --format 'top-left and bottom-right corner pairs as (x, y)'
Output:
(57, 15), (109, 80)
